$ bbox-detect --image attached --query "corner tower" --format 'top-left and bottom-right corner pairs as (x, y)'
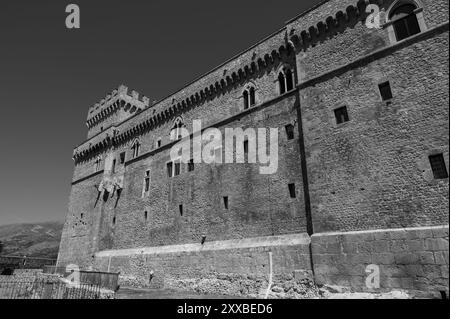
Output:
(86, 85), (149, 139)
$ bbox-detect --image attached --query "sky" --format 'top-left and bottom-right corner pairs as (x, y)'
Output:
(0, 0), (320, 226)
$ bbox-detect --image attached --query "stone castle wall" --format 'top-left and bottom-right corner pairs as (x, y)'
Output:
(58, 0), (449, 296)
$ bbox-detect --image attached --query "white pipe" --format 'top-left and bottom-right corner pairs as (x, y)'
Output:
(264, 252), (273, 299)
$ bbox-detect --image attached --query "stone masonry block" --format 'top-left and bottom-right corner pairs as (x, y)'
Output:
(389, 240), (408, 253)
(373, 240), (389, 253)
(372, 253), (395, 265)
(417, 252), (436, 265)
(349, 254), (372, 264)
(425, 238), (449, 251)
(441, 266), (449, 279)
(405, 239), (425, 251)
(395, 253), (420, 265)
(404, 265), (425, 277)
(432, 227), (449, 238)
(326, 242), (342, 254)
(434, 252), (449, 265)
(389, 229), (409, 240)
(422, 265), (443, 279)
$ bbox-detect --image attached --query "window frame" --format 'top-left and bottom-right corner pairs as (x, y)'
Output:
(131, 140), (141, 159)
(385, 1), (427, 44)
(334, 106), (350, 125)
(277, 66), (295, 95)
(429, 154), (449, 180)
(378, 81), (394, 101)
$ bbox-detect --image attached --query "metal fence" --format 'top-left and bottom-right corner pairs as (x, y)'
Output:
(43, 266), (120, 292)
(0, 279), (104, 299)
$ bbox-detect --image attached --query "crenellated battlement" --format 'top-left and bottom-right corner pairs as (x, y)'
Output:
(86, 85), (150, 131)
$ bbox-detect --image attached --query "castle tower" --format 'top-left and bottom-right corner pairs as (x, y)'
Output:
(86, 85), (149, 139)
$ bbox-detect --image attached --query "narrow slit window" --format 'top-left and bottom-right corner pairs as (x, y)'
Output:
(243, 90), (249, 110)
(144, 170), (150, 192)
(244, 140), (249, 155)
(112, 159), (116, 174)
(95, 157), (102, 172)
(132, 141), (141, 159)
(157, 139), (162, 148)
(379, 82), (393, 101)
(334, 106), (349, 125)
(429, 154), (448, 179)
(120, 152), (126, 165)
(278, 73), (286, 95)
(285, 124), (295, 140)
(188, 159), (195, 172)
(223, 197), (229, 210)
(286, 69), (294, 92)
(144, 211), (148, 222)
(112, 217), (116, 226)
(179, 205), (183, 216)
(288, 183), (296, 199)
(174, 162), (181, 176)
(167, 162), (173, 178)
(249, 87), (256, 106)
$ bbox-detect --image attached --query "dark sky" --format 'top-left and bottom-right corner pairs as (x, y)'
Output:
(0, 0), (319, 226)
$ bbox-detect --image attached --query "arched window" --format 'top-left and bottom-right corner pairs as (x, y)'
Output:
(278, 67), (294, 95)
(94, 157), (102, 172)
(243, 90), (249, 110)
(131, 140), (141, 159)
(243, 86), (256, 110)
(278, 72), (286, 95)
(171, 118), (185, 141)
(249, 87), (256, 106)
(389, 3), (421, 41)
(286, 69), (294, 92)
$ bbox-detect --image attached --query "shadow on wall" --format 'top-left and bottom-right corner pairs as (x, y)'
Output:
(1, 268), (14, 276)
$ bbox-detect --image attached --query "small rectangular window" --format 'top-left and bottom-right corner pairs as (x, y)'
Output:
(334, 106), (349, 125)
(167, 162), (173, 178)
(179, 205), (183, 216)
(157, 139), (162, 148)
(285, 124), (295, 140)
(112, 159), (116, 174)
(288, 183), (296, 199)
(188, 159), (195, 172)
(144, 211), (148, 221)
(223, 197), (229, 210)
(120, 152), (126, 164)
(378, 82), (393, 101)
(429, 154), (448, 179)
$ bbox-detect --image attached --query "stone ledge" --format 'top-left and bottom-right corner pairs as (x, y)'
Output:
(96, 233), (311, 258)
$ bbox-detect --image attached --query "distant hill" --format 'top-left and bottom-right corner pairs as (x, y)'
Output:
(0, 221), (64, 259)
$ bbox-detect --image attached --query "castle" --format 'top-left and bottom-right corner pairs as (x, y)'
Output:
(58, 0), (449, 297)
